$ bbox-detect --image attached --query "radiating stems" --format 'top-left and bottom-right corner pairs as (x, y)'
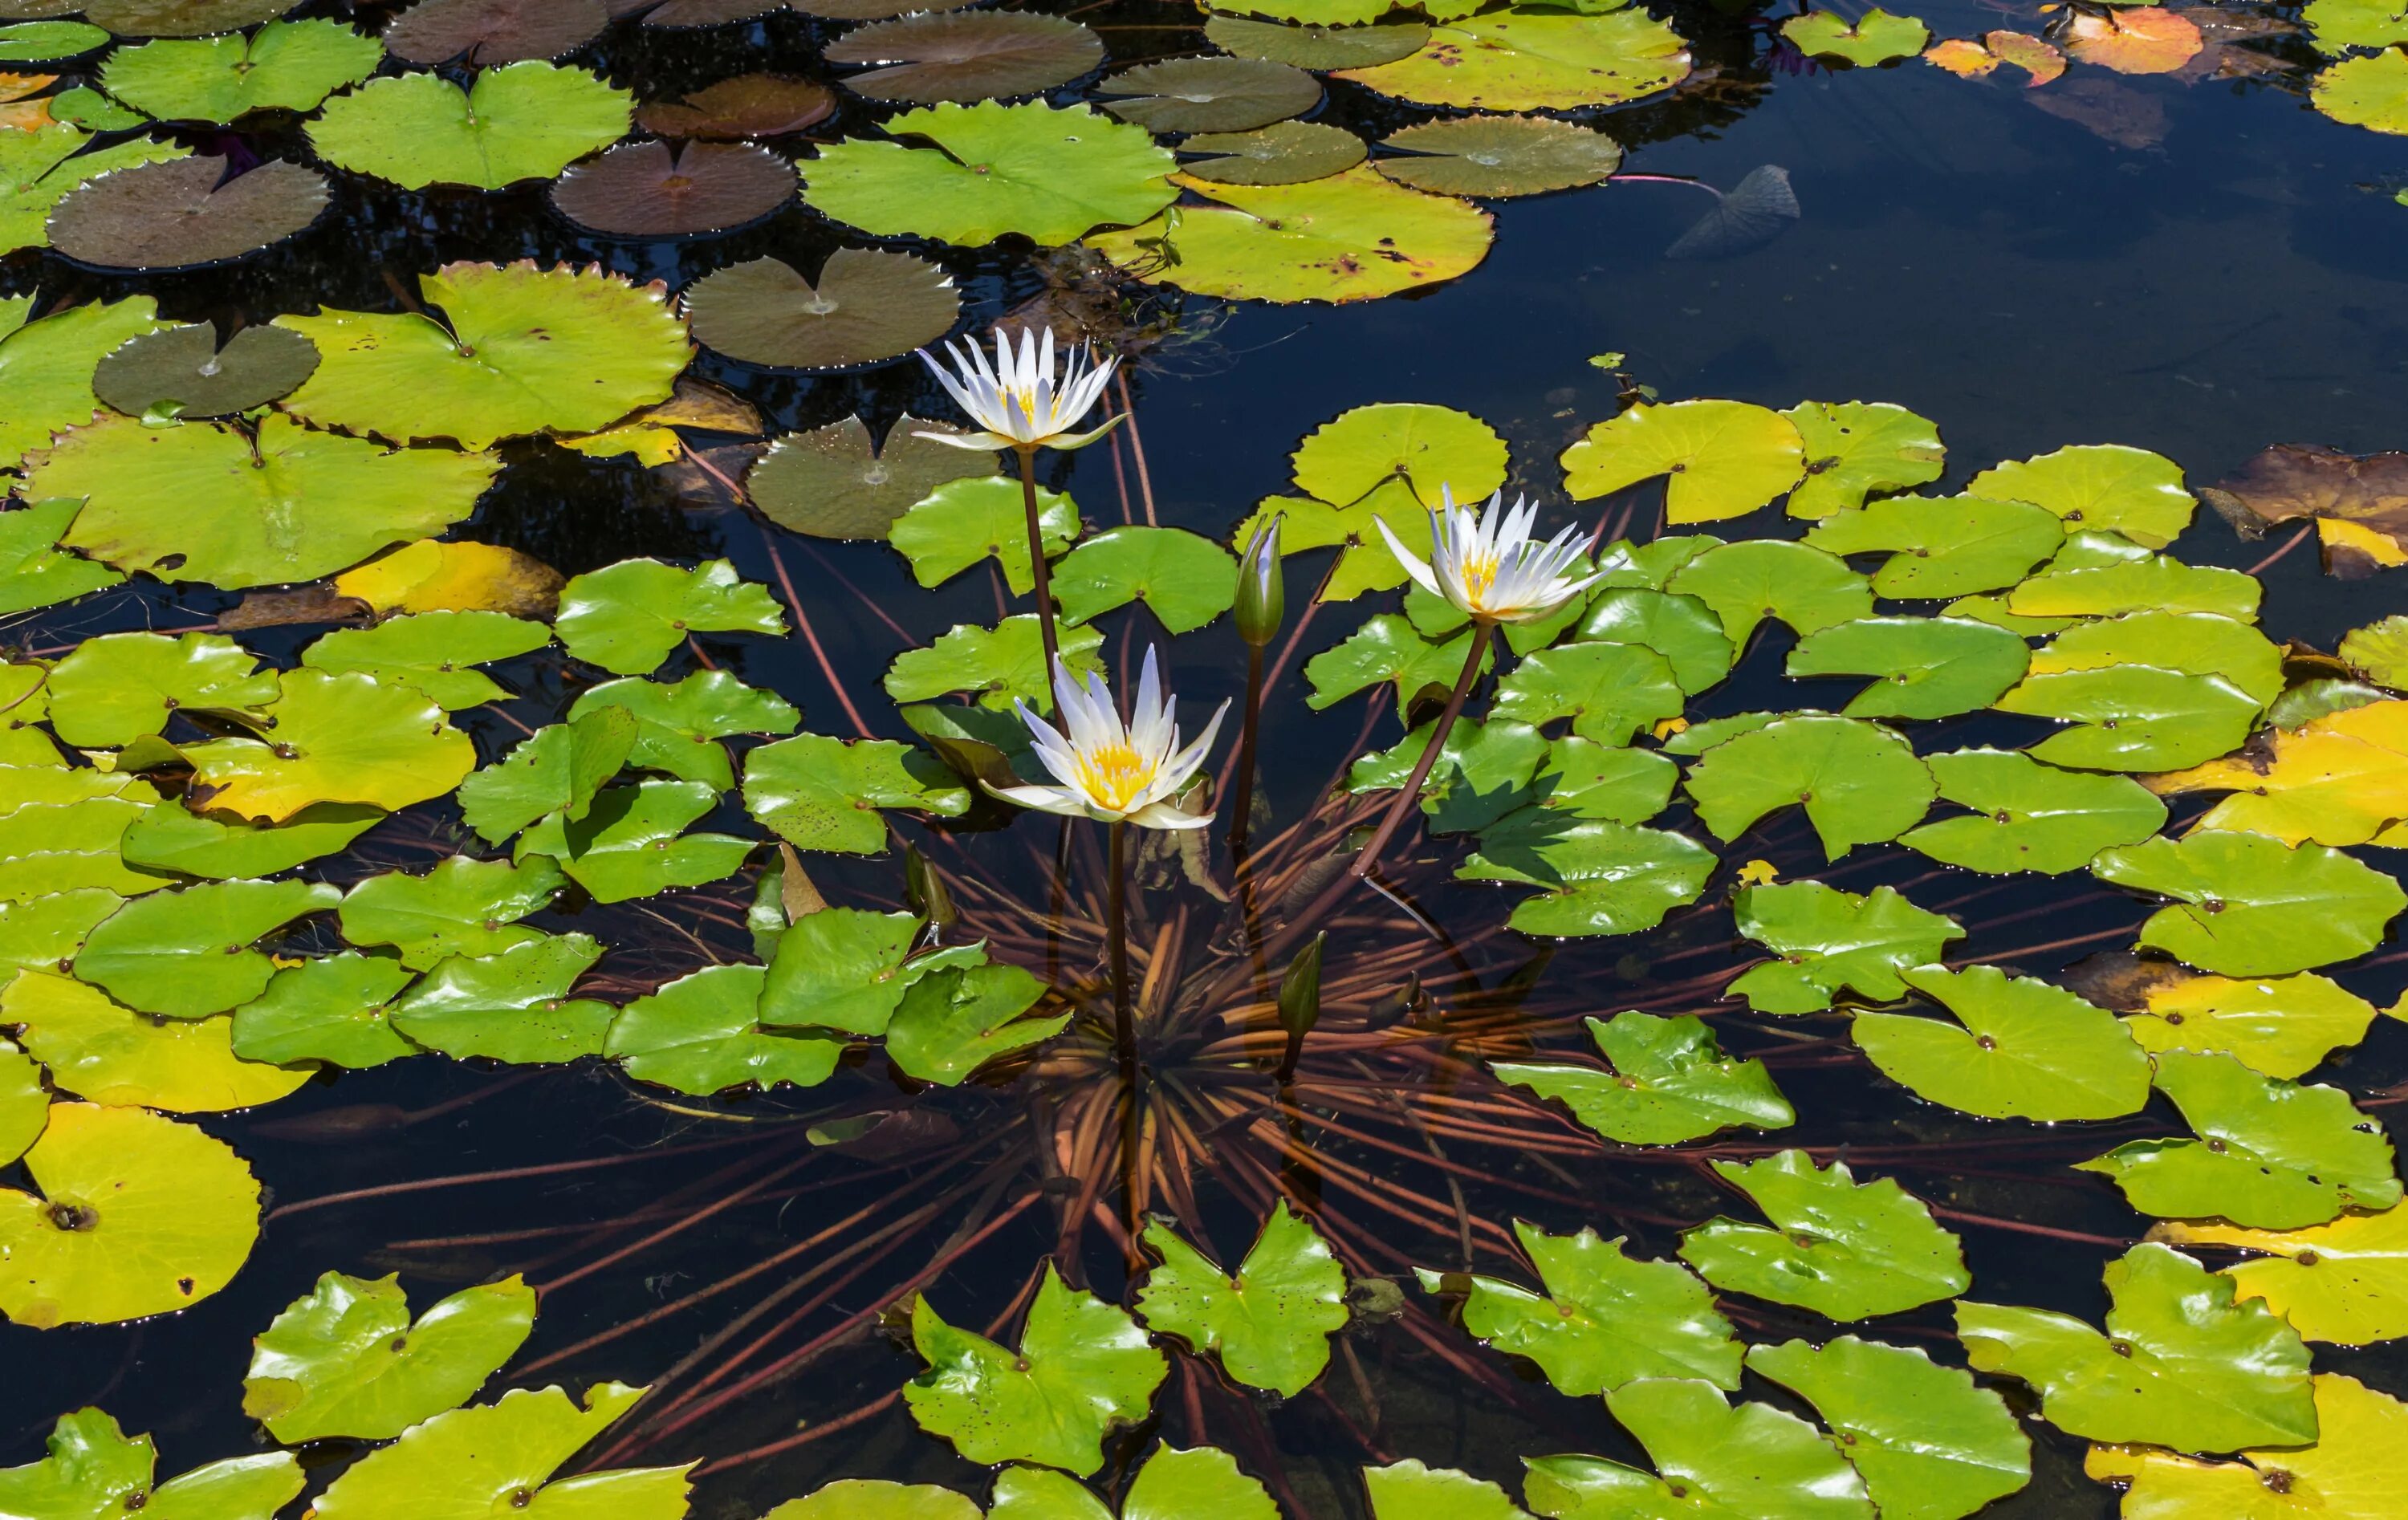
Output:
(1227, 643), (1267, 851)
(1015, 444), (1060, 676)
(1348, 619), (1491, 883)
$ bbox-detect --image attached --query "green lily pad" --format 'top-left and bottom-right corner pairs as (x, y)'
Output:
(309, 1382), (686, 1520)
(1365, 1461), (1531, 1520)
(1373, 115), (1620, 197)
(0, 18), (105, 59)
(1100, 56), (1320, 132)
(307, 61), (633, 190)
(302, 612), (549, 709)
(2152, 1207), (2408, 1347)
(37, 412), (499, 590)
(0, 797), (158, 901)
(229, 952), (420, 1068)
(1687, 714), (1934, 859)
(555, 558), (784, 677)
(46, 630), (275, 747)
(1731, 881), (1963, 1014)
(1560, 400), (1805, 524)
(806, 100), (1174, 245)
(1520, 737), (1677, 824)
(1781, 8), (1929, 64)
(2077, 1051), (2401, 1228)
(2091, 830), (2406, 975)
(1205, 13), (1430, 67)
(1777, 401), (1947, 519)
(1666, 539), (1874, 644)
(1137, 1201), (1348, 1397)
(2006, 556), (2261, 623)
(1743, 1337), (2031, 1520)
(0, 1101), (259, 1327)
(1966, 444), (2194, 547)
(606, 964), (841, 1095)
(0, 499), (124, 616)
(6, 969), (310, 1112)
(0, 1037), (44, 1166)
(885, 960), (1065, 1084)
(1853, 963), (2152, 1120)
(339, 856), (564, 969)
(566, 672), (795, 790)
(1088, 167), (1494, 306)
(1307, 617), (1490, 720)
(770, 1480), (982, 1520)
(458, 708), (641, 846)
(0, 1409), (300, 1519)
(91, 323), (320, 421)
(1523, 1380), (1872, 1520)
(1289, 400), (1507, 543)
(1956, 1242), (2316, 1453)
(747, 413), (995, 540)
(1679, 1151), (1970, 1320)
(1491, 1010), (1792, 1145)
(2314, 47), (2408, 132)
(0, 295), (167, 462)
(181, 670), (478, 823)
(386, 936), (615, 1064)
(889, 474), (1078, 594)
(1491, 641), (1685, 745)
(906, 1264), (1166, 1476)
(1338, 10), (1690, 111)
(0, 888), (122, 983)
(517, 779), (754, 903)
(100, 18), (380, 123)
(73, 878), (338, 1018)
(1801, 494), (2061, 598)
(1995, 665), (2260, 772)
(759, 907), (939, 1034)
(2122, 970), (2379, 1080)
(1420, 1218), (1740, 1395)
(824, 11), (1103, 104)
(683, 250), (958, 372)
(742, 733), (973, 853)
(278, 262), (690, 450)
(884, 615), (1104, 713)
(1569, 587), (1735, 693)
(1052, 526), (1238, 633)
(1179, 120), (1367, 186)
(1456, 815), (1716, 938)
(1785, 615), (2029, 720)
(2029, 610), (2284, 705)
(1898, 747), (2167, 874)
(2340, 613), (2408, 687)
(1351, 717), (1548, 835)
(244, 1271), (535, 1442)
(990, 1445), (1280, 1520)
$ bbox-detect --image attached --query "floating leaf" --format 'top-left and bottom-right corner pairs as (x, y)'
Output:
(307, 61), (633, 190)
(1782, 9), (1930, 66)
(0, 1408), (299, 1518)
(1100, 56), (1319, 132)
(1800, 493), (2060, 596)
(1746, 1337), (2031, 1520)
(1521, 736), (1678, 823)
(2092, 830), (2406, 976)
(6, 967), (310, 1112)
(2031, 609), (2284, 705)
(1456, 815), (1715, 938)
(2148, 699), (2408, 847)
(2078, 1051), (2400, 1229)
(458, 709), (640, 845)
(569, 670), (799, 789)
(2154, 1205), (2408, 1346)
(885, 961), (1065, 1084)
(340, 856), (563, 970)
(333, 537), (563, 618)
(1688, 714), (1934, 859)
(744, 734), (972, 854)
(181, 670), (478, 823)
(1206, 13), (1430, 67)
(1568, 587), (1733, 693)
(2085, 1372), (2403, 1518)
(1665, 539), (1874, 642)
(2064, 6), (2202, 74)
(1901, 748), (2166, 874)
(1958, 1242), (2315, 1453)
(1681, 1151), (1970, 1319)
(827, 11), (1103, 104)
(1786, 615), (2028, 720)
(2123, 970), (2379, 1080)
(1491, 641), (1682, 746)
(1729, 881), (1963, 1014)
(748, 414), (994, 539)
(37, 413), (498, 589)
(907, 1265), (1166, 1476)
(1137, 1201), (1348, 1397)
(1180, 120), (1366, 185)
(1338, 10), (1690, 111)
(92, 323), (319, 419)
(303, 611), (547, 709)
(308, 1382), (686, 1520)
(1365, 1461), (1531, 1520)
(383, 0), (607, 66)
(1560, 399), (1805, 524)
(386, 936), (615, 1064)
(1351, 717), (1548, 834)
(1964, 444), (2194, 547)
(555, 558), (784, 676)
(0, 887), (122, 981)
(890, 474), (1078, 594)
(0, 498), (123, 615)
(1052, 526), (1237, 633)
(1089, 166), (1493, 305)
(0, 18), (104, 60)
(990, 1448), (1281, 1520)
(806, 100), (1174, 245)
(551, 140), (796, 236)
(519, 779), (753, 903)
(607, 964), (841, 1095)
(685, 250), (958, 370)
(1422, 1218), (1740, 1395)
(87, 0), (299, 36)
(1996, 666), (2260, 773)
(1523, 1380), (1873, 1520)
(1983, 29), (2064, 83)
(759, 907), (928, 1034)
(771, 1481), (981, 1520)
(1853, 963), (2151, 1120)
(1496, 1010), (1791, 1147)
(229, 953), (419, 1068)
(884, 615), (1104, 711)
(637, 72), (835, 137)
(0, 1101), (259, 1327)
(74, 878), (337, 1018)
(0, 295), (166, 462)
(2007, 556), (2261, 623)
(47, 629), (275, 747)
(1777, 400), (1946, 519)
(0, 1037), (43, 1165)
(278, 262), (689, 449)
(100, 18), (380, 122)
(244, 1271), (535, 1442)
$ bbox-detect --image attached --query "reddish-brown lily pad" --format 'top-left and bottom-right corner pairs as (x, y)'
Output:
(635, 72), (834, 137)
(2203, 444), (2408, 576)
(85, 0), (294, 36)
(551, 140), (798, 237)
(47, 156), (327, 270)
(384, 0), (608, 67)
(1099, 56), (1321, 132)
(682, 248), (958, 368)
(616, 0), (974, 24)
(824, 11), (1103, 104)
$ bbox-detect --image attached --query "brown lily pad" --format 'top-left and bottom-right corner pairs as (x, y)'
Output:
(635, 73), (834, 138)
(551, 140), (798, 237)
(93, 323), (319, 417)
(824, 11), (1103, 104)
(2203, 444), (2408, 576)
(384, 0), (608, 67)
(0, 1), (79, 18)
(84, 0), (294, 36)
(1374, 116), (1621, 197)
(746, 413), (993, 539)
(616, 0), (974, 24)
(47, 156), (327, 270)
(1098, 56), (1320, 132)
(683, 248), (958, 369)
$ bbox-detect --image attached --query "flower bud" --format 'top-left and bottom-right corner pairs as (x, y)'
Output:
(1275, 932), (1326, 1082)
(904, 843), (955, 933)
(1235, 515), (1284, 648)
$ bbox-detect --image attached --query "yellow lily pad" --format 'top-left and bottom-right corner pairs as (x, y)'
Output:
(2153, 1206), (2408, 1346)
(332, 538), (565, 619)
(1560, 400), (1805, 524)
(2086, 1374), (2403, 1514)
(1336, 10), (1690, 112)
(2, 969), (311, 1112)
(0, 1034), (43, 1165)
(2123, 972), (2380, 1080)
(182, 670), (476, 823)
(2148, 699), (2408, 847)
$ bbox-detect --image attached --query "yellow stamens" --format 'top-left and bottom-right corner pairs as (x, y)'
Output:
(1073, 742), (1158, 811)
(1460, 551), (1500, 605)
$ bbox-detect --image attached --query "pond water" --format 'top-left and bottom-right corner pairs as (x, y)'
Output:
(3, 1), (2406, 1517)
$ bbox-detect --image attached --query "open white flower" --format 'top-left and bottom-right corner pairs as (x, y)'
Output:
(1374, 486), (1604, 624)
(915, 326), (1123, 453)
(991, 650), (1227, 829)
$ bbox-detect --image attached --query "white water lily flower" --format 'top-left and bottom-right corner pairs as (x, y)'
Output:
(1374, 486), (1605, 624)
(991, 650), (1227, 829)
(915, 326), (1123, 452)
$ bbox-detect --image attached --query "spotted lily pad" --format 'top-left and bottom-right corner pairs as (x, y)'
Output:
(555, 558), (784, 676)
(606, 964), (842, 1095)
(1338, 10), (1691, 111)
(2154, 1205), (2408, 1346)
(340, 856), (564, 969)
(2084, 1373), (2404, 1517)
(1137, 1202), (1348, 1397)
(1680, 1151), (1970, 1320)
(826, 11), (1103, 104)
(2147, 698), (2408, 847)
(1853, 963), (2153, 1120)
(1099, 56), (1320, 132)
(229, 953), (420, 1067)
(386, 936), (615, 1064)
(551, 140), (797, 236)
(308, 1382), (687, 1520)
(92, 322), (320, 419)
(245, 1272), (535, 1442)
(1729, 881), (1963, 1014)
(517, 778), (754, 903)
(1522, 1380), (1872, 1520)
(0, 1101), (260, 1327)
(1745, 1337), (2030, 1520)
(0, 1408), (299, 1517)
(743, 733), (973, 853)
(307, 61), (633, 191)
(181, 670), (478, 823)
(1786, 615), (2028, 720)
(2091, 830), (2406, 976)
(73, 878), (338, 1018)
(1800, 494), (2060, 596)
(1495, 1011), (1791, 1145)
(100, 18), (380, 122)
(2122, 970), (2380, 1080)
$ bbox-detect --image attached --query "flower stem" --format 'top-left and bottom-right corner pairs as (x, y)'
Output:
(1108, 819), (1133, 1075)
(1347, 620), (1491, 883)
(1015, 445), (1060, 676)
(1226, 644), (1267, 851)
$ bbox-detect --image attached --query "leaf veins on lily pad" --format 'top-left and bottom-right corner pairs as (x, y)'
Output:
(383, 0), (608, 67)
(637, 72), (834, 137)
(551, 140), (797, 237)
(308, 60), (632, 190)
(685, 250), (958, 370)
(101, 18), (381, 121)
(1374, 116), (1621, 198)
(1680, 1150), (1971, 1319)
(825, 11), (1103, 104)
(245, 1270), (535, 1441)
(1099, 56), (1320, 132)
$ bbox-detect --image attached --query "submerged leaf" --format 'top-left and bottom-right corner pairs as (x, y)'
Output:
(637, 72), (834, 137)
(47, 155), (327, 271)
(828, 11), (1102, 104)
(1180, 120), (1367, 186)
(749, 414), (995, 539)
(1100, 56), (1320, 132)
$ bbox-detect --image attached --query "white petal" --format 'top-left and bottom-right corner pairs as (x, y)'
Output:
(1129, 800), (1214, 831)
(1373, 514), (1444, 599)
(911, 429), (1015, 451)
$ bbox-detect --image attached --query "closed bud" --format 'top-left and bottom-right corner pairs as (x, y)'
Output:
(904, 843), (955, 932)
(1277, 932), (1326, 1047)
(1235, 515), (1284, 648)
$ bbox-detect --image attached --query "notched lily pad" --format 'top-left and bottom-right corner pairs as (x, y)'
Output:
(551, 140), (797, 237)
(1206, 13), (1430, 67)
(47, 156), (327, 270)
(1374, 116), (1621, 197)
(748, 414), (995, 539)
(1180, 120), (1365, 186)
(1100, 56), (1320, 132)
(637, 73), (834, 137)
(245, 1271), (536, 1441)
(685, 249), (958, 369)
(824, 11), (1104, 104)
(384, 0), (608, 66)
(307, 60), (632, 191)
(93, 322), (319, 418)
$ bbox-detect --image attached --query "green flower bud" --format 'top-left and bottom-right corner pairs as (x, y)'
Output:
(1235, 515), (1285, 648)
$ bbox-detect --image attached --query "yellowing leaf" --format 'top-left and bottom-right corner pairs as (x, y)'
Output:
(1986, 30), (2066, 84)
(2063, 7), (2203, 74)
(1560, 400), (1805, 523)
(332, 539), (565, 620)
(2148, 700), (2408, 847)
(2320, 517), (2408, 571)
(2125, 972), (2380, 1080)
(1924, 38), (2000, 75)
(2085, 1374), (2405, 1515)
(2153, 1208), (2408, 1347)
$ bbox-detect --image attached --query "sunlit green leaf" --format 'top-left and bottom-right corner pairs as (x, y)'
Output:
(2154, 1205), (2408, 1347)
(0, 498), (124, 616)
(338, 856), (565, 970)
(245, 1272), (534, 1443)
(307, 61), (633, 190)
(607, 964), (841, 1095)
(808, 100), (1175, 244)
(1306, 616), (1491, 719)
(1053, 526), (1239, 633)
(1364, 1460), (1532, 1520)
(1687, 714), (1934, 859)
(1523, 1379), (1873, 1520)
(302, 612), (549, 709)
(458, 708), (640, 847)
(1569, 587), (1734, 693)
(310, 1382), (687, 1520)
(1666, 539), (1874, 644)
(2084, 1372), (2403, 1518)
(1350, 717), (1548, 835)
(1966, 444), (2194, 547)
(2122, 970), (2379, 1080)
(1493, 1011), (1792, 1144)
(0, 1408), (299, 1519)
(230, 953), (420, 1069)
(72, 878), (336, 1018)
(1777, 401), (1946, 519)
(1853, 963), (2152, 1120)
(1493, 641), (1685, 745)
(518, 779), (753, 904)
(1781, 9), (1930, 66)
(387, 936), (615, 1064)
(2092, 830), (2406, 975)
(568, 671), (799, 790)
(1996, 666), (2260, 772)
(101, 18), (380, 123)
(2007, 555), (2260, 623)
(1786, 615), (2028, 720)
(1728, 881), (1962, 1014)
(1137, 1201), (1348, 1397)
(1457, 815), (1716, 938)
(885, 961), (1065, 1085)
(555, 559), (784, 677)
(1338, 10), (1691, 111)
(1560, 400), (1804, 524)
(1898, 748), (2166, 874)
(759, 907), (925, 1034)
(884, 616), (1105, 713)
(889, 475), (1078, 595)
(1680, 1151), (1969, 1319)
(1745, 1337), (2030, 1520)
(743, 733), (973, 854)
